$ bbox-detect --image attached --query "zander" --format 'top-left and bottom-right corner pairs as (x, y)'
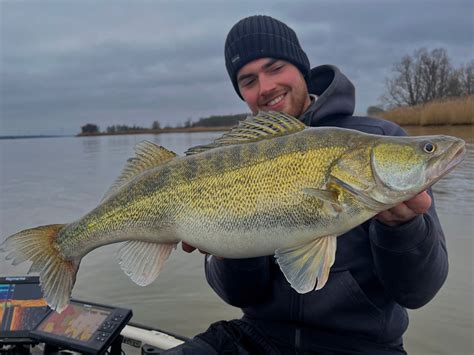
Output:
(1, 111), (465, 312)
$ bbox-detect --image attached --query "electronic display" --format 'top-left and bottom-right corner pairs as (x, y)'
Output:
(32, 300), (132, 354)
(0, 276), (50, 343)
(36, 303), (110, 341)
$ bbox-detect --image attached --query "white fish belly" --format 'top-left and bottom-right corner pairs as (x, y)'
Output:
(176, 205), (375, 258)
(176, 220), (323, 258)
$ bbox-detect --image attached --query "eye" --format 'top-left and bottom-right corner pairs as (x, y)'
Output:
(271, 64), (284, 72)
(240, 78), (255, 88)
(423, 142), (436, 153)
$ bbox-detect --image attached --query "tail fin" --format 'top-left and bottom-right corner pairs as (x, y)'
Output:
(1, 224), (78, 312)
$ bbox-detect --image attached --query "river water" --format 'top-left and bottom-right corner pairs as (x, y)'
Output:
(0, 128), (472, 354)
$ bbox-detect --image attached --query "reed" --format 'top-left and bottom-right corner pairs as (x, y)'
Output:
(377, 95), (473, 126)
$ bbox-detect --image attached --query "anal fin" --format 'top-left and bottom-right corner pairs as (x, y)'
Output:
(275, 235), (337, 293)
(118, 241), (177, 286)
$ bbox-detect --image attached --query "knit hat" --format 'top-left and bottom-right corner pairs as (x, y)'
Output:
(225, 15), (311, 99)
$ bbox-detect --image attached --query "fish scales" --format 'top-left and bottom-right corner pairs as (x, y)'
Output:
(168, 132), (355, 255)
(59, 129), (351, 257)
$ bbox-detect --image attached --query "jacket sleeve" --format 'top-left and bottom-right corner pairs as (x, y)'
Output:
(204, 256), (272, 307)
(369, 194), (448, 309)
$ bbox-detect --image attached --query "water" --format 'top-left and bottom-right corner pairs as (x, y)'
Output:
(0, 131), (472, 354)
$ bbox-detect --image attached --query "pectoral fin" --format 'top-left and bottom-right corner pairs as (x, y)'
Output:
(302, 188), (343, 216)
(275, 235), (337, 293)
(118, 241), (177, 286)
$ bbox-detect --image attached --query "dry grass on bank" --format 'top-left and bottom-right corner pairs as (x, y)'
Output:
(377, 95), (473, 126)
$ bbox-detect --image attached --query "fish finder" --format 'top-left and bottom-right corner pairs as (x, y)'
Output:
(0, 276), (50, 344)
(31, 299), (132, 354)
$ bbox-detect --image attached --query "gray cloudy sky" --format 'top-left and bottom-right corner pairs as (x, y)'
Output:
(1, 0), (472, 135)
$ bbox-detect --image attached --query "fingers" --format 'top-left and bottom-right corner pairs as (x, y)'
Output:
(181, 242), (205, 254)
(375, 191), (432, 227)
(181, 242), (196, 253)
(181, 242), (224, 260)
(404, 191), (432, 214)
(376, 204), (417, 226)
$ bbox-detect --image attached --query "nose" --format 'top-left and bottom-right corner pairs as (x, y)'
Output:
(258, 74), (276, 95)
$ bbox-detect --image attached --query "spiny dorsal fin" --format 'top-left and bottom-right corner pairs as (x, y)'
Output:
(185, 111), (306, 155)
(101, 141), (177, 202)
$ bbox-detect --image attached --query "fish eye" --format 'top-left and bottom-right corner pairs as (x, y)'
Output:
(423, 142), (436, 153)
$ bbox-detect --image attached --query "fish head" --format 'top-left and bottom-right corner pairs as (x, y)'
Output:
(330, 134), (465, 210)
(372, 135), (465, 194)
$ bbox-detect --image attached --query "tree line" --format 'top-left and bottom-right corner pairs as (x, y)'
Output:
(80, 114), (248, 135)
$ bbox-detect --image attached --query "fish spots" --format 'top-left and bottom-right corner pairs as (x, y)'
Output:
(182, 158), (200, 180)
(291, 134), (309, 153)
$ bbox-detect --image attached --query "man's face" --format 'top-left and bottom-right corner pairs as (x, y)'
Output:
(236, 58), (311, 118)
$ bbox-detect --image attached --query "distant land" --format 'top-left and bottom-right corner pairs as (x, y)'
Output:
(3, 96), (471, 140)
(0, 135), (72, 140)
(79, 96), (472, 137)
(77, 113), (247, 137)
(77, 125), (233, 137)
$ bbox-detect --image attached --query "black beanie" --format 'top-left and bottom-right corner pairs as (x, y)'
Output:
(225, 15), (311, 99)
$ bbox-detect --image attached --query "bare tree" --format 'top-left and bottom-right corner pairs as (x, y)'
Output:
(381, 48), (463, 108)
(459, 60), (474, 95)
(382, 54), (422, 106)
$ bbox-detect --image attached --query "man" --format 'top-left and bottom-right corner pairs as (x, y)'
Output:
(167, 15), (447, 354)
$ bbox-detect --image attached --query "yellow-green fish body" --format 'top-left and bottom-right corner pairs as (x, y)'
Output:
(1, 111), (465, 312)
(61, 129), (363, 257)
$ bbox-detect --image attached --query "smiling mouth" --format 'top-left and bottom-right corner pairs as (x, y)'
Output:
(265, 93), (286, 107)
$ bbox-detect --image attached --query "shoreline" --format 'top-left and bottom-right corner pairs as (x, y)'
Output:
(76, 124), (474, 141)
(75, 124), (474, 137)
(402, 124), (474, 142)
(77, 126), (230, 137)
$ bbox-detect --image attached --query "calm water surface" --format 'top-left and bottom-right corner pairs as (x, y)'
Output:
(0, 129), (472, 354)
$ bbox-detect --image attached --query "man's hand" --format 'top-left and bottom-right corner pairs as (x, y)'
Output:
(375, 191), (432, 227)
(182, 241), (204, 254)
(181, 242), (224, 260)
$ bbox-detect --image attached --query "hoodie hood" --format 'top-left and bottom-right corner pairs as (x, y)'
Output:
(301, 65), (355, 126)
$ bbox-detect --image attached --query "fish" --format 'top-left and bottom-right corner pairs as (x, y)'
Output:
(0, 111), (466, 312)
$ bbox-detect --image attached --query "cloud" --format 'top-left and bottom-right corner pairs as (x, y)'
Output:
(1, 0), (472, 135)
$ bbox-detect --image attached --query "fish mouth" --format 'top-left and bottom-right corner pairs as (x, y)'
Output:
(427, 140), (466, 185)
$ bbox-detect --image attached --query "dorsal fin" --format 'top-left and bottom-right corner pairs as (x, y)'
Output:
(185, 111), (306, 155)
(101, 141), (177, 202)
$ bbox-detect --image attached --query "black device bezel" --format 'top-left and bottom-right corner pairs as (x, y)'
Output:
(30, 299), (132, 354)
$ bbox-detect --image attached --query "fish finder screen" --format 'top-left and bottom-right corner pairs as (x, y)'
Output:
(36, 303), (111, 342)
(0, 277), (49, 338)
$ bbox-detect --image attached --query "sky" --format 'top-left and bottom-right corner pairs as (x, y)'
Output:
(1, 0), (472, 136)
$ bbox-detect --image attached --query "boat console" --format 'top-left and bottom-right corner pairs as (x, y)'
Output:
(1, 276), (132, 354)
(0, 276), (50, 349)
